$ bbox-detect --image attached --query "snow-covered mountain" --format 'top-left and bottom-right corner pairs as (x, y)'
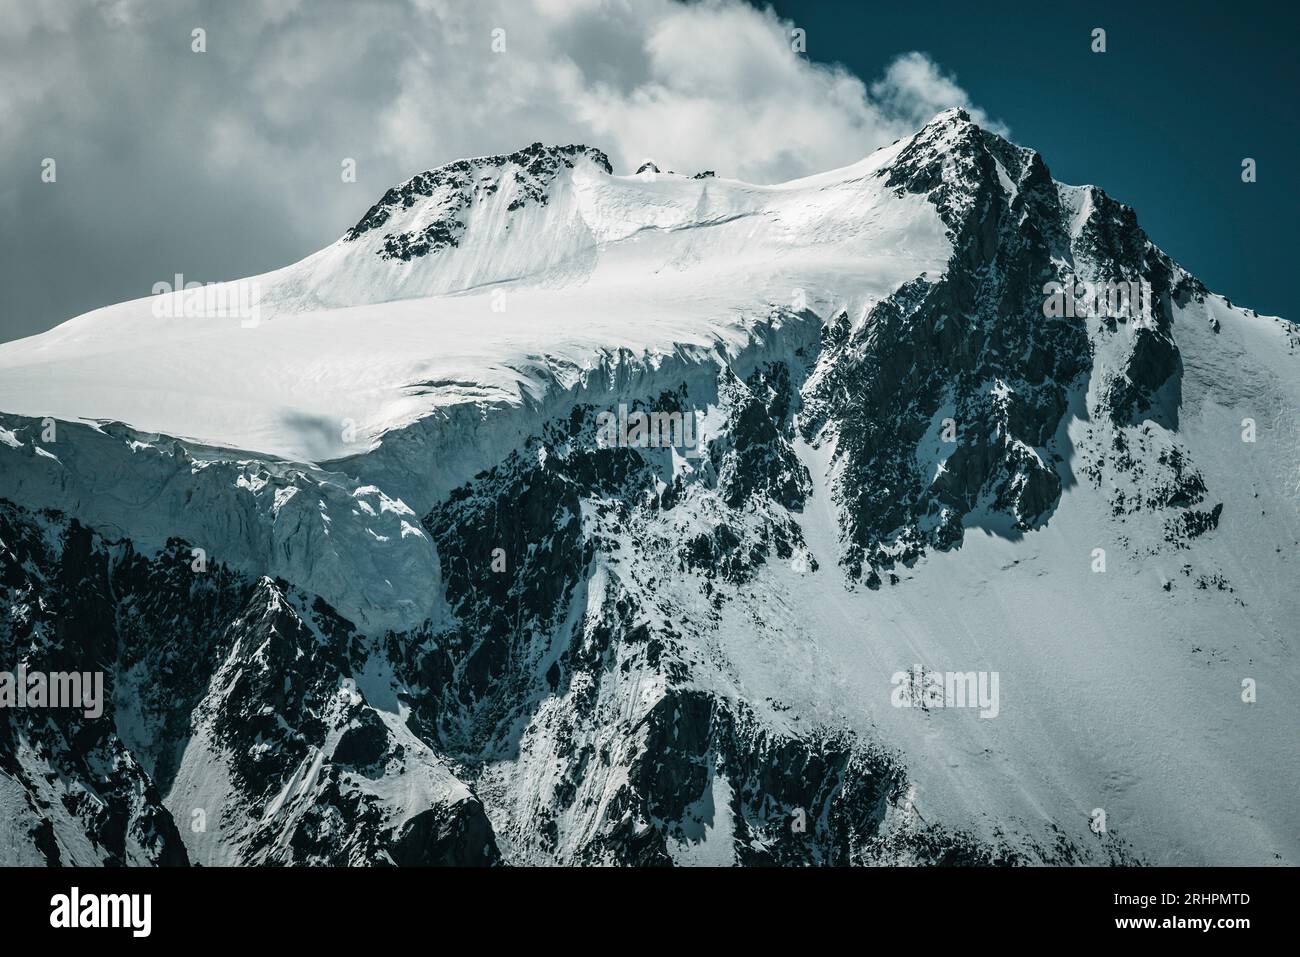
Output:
(1, 109), (1296, 865)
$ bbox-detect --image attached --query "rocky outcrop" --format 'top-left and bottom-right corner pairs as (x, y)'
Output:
(346, 143), (612, 261)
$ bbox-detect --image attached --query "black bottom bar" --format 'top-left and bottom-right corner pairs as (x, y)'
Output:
(1, 865), (1284, 943)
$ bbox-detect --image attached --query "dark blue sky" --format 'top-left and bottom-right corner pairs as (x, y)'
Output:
(770, 0), (1297, 318)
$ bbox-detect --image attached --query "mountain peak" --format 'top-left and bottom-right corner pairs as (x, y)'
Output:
(927, 106), (973, 126)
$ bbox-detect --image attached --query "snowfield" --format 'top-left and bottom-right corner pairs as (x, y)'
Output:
(0, 137), (946, 465)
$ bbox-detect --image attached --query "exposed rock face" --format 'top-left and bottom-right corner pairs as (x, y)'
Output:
(408, 384), (910, 864)
(0, 503), (198, 866)
(346, 143), (612, 261)
(0, 500), (498, 867)
(803, 117), (1085, 576)
(2, 110), (1292, 867)
(792, 112), (1223, 585)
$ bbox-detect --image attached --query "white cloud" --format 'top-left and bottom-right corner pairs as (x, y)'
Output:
(870, 51), (1008, 138)
(372, 0), (1005, 185)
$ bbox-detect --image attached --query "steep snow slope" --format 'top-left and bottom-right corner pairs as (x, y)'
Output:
(1, 110), (1296, 867)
